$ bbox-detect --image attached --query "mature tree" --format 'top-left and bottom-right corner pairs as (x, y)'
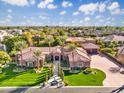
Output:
(33, 49), (42, 69)
(2, 36), (25, 53)
(0, 51), (11, 65)
(39, 32), (46, 39)
(32, 35), (41, 46)
(109, 41), (118, 48)
(96, 39), (105, 48)
(53, 36), (62, 46)
(24, 32), (33, 46)
(15, 41), (27, 65)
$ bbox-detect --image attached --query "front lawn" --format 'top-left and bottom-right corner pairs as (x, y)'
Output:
(0, 64), (50, 86)
(64, 68), (106, 86)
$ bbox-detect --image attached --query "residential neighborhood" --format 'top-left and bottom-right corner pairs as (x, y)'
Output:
(0, 26), (124, 89)
(0, 0), (124, 93)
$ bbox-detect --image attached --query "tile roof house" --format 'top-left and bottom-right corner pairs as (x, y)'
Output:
(16, 46), (91, 69)
(102, 35), (124, 46)
(66, 37), (96, 44)
(66, 37), (86, 43)
(81, 43), (100, 54)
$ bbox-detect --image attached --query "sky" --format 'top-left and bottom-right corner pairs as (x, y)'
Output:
(0, 0), (124, 26)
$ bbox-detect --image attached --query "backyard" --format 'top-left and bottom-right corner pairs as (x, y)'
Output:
(64, 68), (106, 86)
(0, 64), (50, 86)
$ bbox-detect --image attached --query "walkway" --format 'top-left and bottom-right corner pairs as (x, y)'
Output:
(91, 54), (124, 87)
(53, 61), (59, 76)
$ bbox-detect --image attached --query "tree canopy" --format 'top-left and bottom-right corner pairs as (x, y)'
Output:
(0, 51), (11, 65)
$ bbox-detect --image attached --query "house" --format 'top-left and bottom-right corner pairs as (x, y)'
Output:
(16, 46), (91, 69)
(66, 37), (96, 44)
(116, 47), (124, 65)
(81, 43), (100, 54)
(84, 38), (96, 44)
(66, 37), (86, 44)
(102, 35), (124, 46)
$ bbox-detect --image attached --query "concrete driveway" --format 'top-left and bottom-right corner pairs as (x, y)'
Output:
(91, 54), (124, 87)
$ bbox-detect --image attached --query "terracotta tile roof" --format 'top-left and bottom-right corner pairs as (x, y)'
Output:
(18, 46), (91, 67)
(66, 37), (86, 42)
(103, 35), (124, 42)
(68, 47), (91, 63)
(81, 43), (99, 49)
(118, 47), (124, 55)
(18, 47), (57, 61)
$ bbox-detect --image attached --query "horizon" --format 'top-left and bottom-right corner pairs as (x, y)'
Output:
(0, 0), (124, 26)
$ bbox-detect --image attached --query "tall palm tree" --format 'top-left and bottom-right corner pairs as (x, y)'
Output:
(24, 32), (33, 46)
(60, 36), (67, 60)
(15, 41), (27, 65)
(68, 43), (77, 69)
(33, 48), (42, 69)
(32, 35), (41, 46)
(45, 35), (54, 53)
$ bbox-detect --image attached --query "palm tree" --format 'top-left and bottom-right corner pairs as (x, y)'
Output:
(15, 41), (27, 65)
(32, 35), (41, 46)
(33, 48), (42, 69)
(60, 36), (67, 60)
(24, 32), (33, 46)
(45, 35), (54, 53)
(68, 43), (77, 69)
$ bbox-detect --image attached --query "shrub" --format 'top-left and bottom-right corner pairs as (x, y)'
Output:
(83, 68), (93, 74)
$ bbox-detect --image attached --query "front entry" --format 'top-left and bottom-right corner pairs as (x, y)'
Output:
(55, 56), (59, 61)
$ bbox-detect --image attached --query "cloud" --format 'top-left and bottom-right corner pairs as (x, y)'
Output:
(122, 21), (124, 24)
(78, 2), (124, 15)
(7, 15), (13, 19)
(38, 1), (46, 8)
(1, 14), (13, 25)
(107, 2), (124, 15)
(108, 2), (119, 11)
(96, 15), (101, 19)
(60, 11), (66, 15)
(73, 11), (79, 16)
(62, 1), (73, 8)
(7, 9), (12, 13)
(1, 0), (28, 6)
(99, 19), (104, 22)
(79, 20), (83, 23)
(47, 4), (57, 9)
(99, 2), (106, 12)
(29, 0), (35, 5)
(79, 3), (98, 15)
(39, 15), (48, 20)
(84, 17), (90, 21)
(37, 0), (57, 10)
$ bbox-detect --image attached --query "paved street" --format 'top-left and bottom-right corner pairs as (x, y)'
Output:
(91, 54), (124, 87)
(0, 87), (123, 93)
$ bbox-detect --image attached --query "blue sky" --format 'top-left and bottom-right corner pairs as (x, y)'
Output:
(0, 0), (124, 26)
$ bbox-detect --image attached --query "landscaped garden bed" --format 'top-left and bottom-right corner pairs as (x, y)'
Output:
(0, 64), (50, 86)
(64, 68), (106, 86)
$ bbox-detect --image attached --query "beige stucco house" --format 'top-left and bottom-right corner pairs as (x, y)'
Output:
(16, 46), (91, 69)
(102, 35), (124, 46)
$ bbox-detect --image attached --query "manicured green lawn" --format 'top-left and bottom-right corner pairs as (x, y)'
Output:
(64, 68), (106, 86)
(0, 64), (50, 86)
